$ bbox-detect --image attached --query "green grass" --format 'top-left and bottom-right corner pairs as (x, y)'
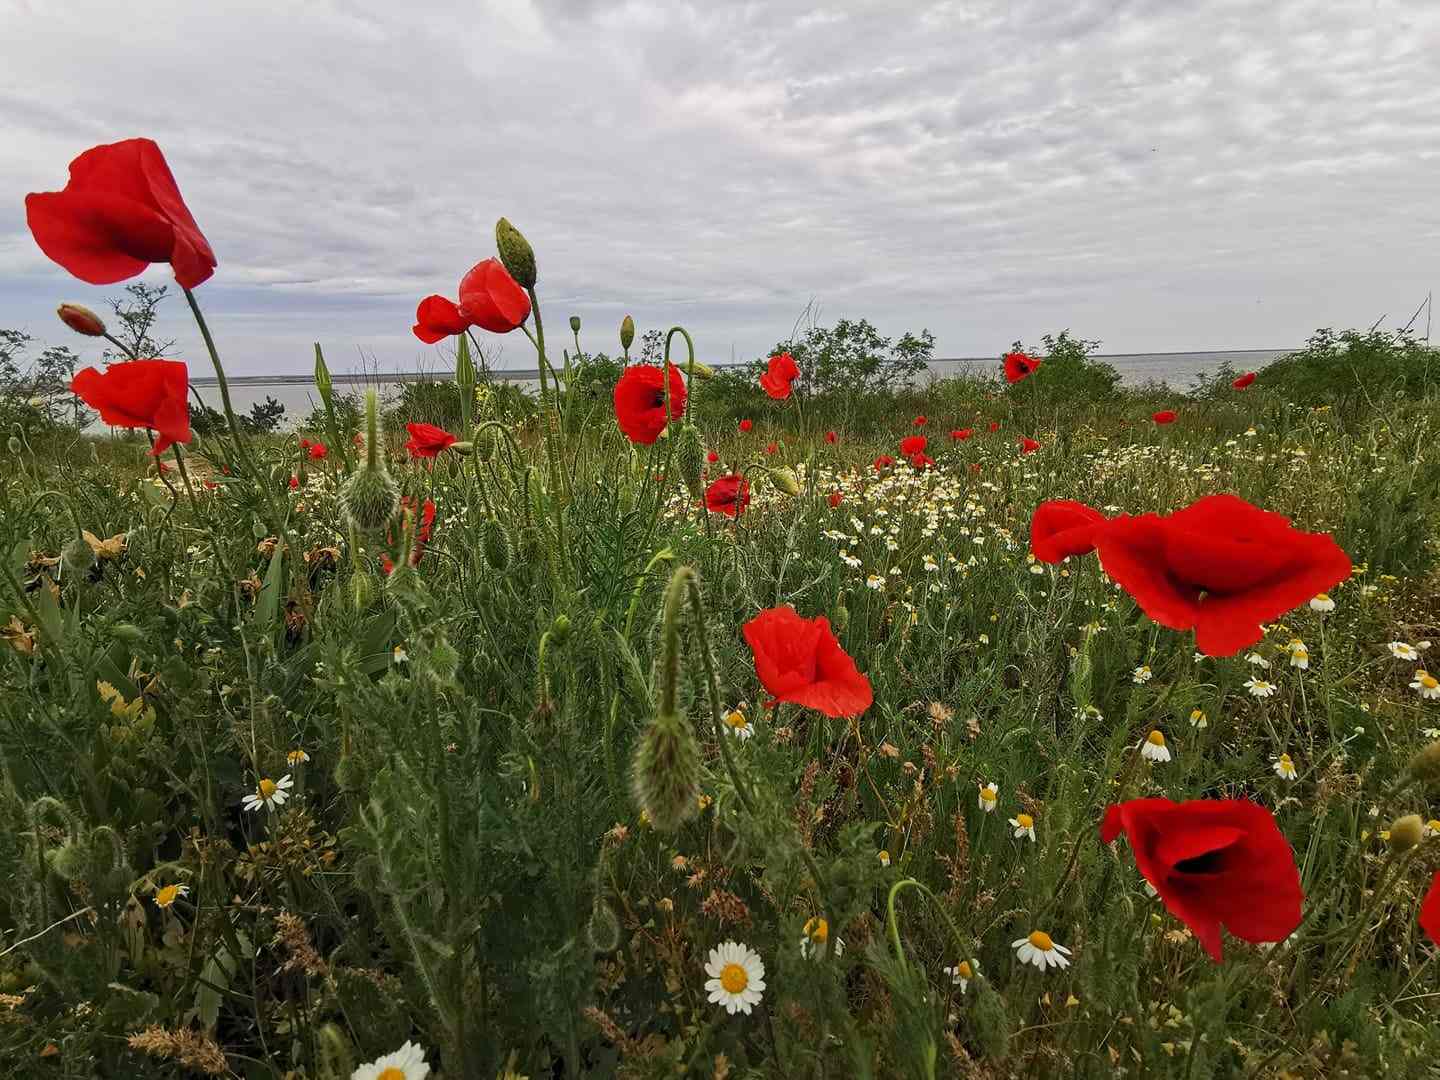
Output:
(2, 365), (1440, 1080)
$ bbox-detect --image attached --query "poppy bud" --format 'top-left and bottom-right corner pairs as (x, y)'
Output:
(57, 302), (105, 337)
(833, 602), (850, 632)
(350, 572), (374, 612)
(620, 315), (635, 351)
(569, 315), (582, 333)
(550, 613), (571, 645)
(313, 343), (333, 405)
(630, 710), (701, 833)
(969, 976), (1012, 1061)
(769, 467), (802, 496)
(6, 436), (20, 455)
(1389, 814), (1424, 852)
(110, 623), (146, 644)
(449, 441), (474, 455)
(316, 1023), (355, 1080)
(340, 466), (399, 534)
(48, 840), (89, 881)
(587, 896), (621, 953)
(675, 424), (705, 498)
(482, 517), (512, 571)
(61, 536), (92, 575)
(1410, 741), (1440, 785)
(690, 360), (715, 379)
(495, 217), (537, 289)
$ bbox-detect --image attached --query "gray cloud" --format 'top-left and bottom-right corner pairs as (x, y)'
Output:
(1, 0), (1438, 376)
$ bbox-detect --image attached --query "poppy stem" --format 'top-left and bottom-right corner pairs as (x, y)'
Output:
(182, 288), (251, 463)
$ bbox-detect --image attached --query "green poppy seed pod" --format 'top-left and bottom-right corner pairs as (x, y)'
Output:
(6, 436), (20, 455)
(569, 315), (582, 334)
(61, 535), (92, 575)
(339, 465), (400, 534)
(1389, 813), (1424, 852)
(550, 613), (571, 645)
(1410, 741), (1440, 785)
(833, 602), (850, 632)
(495, 217), (537, 289)
(587, 896), (622, 953)
(313, 343), (333, 405)
(57, 302), (106, 337)
(630, 711), (702, 833)
(770, 467), (802, 497)
(482, 517), (512, 571)
(620, 315), (635, 351)
(969, 976), (1012, 1061)
(676, 423), (705, 498)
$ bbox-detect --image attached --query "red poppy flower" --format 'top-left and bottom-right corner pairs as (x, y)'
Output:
(969, 462), (982, 474)
(1420, 872), (1440, 945)
(899, 434), (927, 457)
(706, 450), (719, 464)
(704, 474), (750, 517)
(613, 363), (686, 445)
(742, 605), (873, 718)
(951, 428), (973, 441)
(1232, 371), (1256, 390)
(874, 455), (895, 472)
(308, 442), (328, 460)
(1153, 410), (1177, 424)
(909, 452), (935, 471)
(1030, 500), (1107, 564)
(1102, 798), (1303, 961)
(405, 422), (458, 459)
(289, 475), (300, 490)
(759, 352), (799, 399)
(1019, 436), (1041, 453)
(70, 359), (191, 456)
(988, 421), (1000, 433)
(1004, 351), (1041, 384)
(828, 491), (843, 508)
(825, 430), (837, 444)
(1091, 494), (1351, 656)
(739, 419), (753, 433)
(413, 295), (471, 344)
(457, 258), (530, 334)
(766, 442), (779, 455)
(299, 437), (311, 449)
(26, 139), (216, 289)
(384, 496), (438, 572)
(913, 415), (927, 426)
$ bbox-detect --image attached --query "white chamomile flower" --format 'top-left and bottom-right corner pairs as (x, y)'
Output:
(866, 574), (885, 591)
(393, 644), (409, 664)
(878, 849), (891, 867)
(1140, 729), (1171, 763)
(1390, 642), (1420, 661)
(353, 1041), (430, 1080)
(1188, 708), (1209, 729)
(1009, 813), (1036, 842)
(704, 941), (766, 1015)
(722, 707), (754, 739)
(943, 958), (979, 992)
(798, 917), (844, 960)
(978, 783), (999, 813)
(1244, 677), (1277, 699)
(1012, 930), (1071, 971)
(1411, 670), (1440, 700)
(1132, 665), (1153, 684)
(153, 883), (189, 910)
(1245, 652), (1271, 669)
(287, 747), (311, 766)
(1425, 819), (1440, 839)
(242, 774), (293, 813)
(1287, 639), (1309, 669)
(1273, 753), (1297, 781)
(1309, 593), (1335, 613)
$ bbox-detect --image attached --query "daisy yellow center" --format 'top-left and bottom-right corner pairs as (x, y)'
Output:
(1016, 813), (1033, 828)
(720, 962), (749, 994)
(957, 960), (973, 979)
(1190, 709), (1204, 720)
(724, 710), (748, 730)
(378, 1069), (406, 1080)
(155, 885), (179, 907)
(1146, 731), (1166, 747)
(804, 917), (829, 943)
(258, 778), (278, 799)
(981, 786), (996, 801)
(1027, 930), (1053, 951)
(1421, 674), (1439, 689)
(1315, 593), (1329, 602)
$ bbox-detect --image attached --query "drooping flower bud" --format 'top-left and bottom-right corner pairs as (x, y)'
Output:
(6, 436), (20, 455)
(620, 315), (635, 351)
(57, 302), (105, 337)
(587, 895), (622, 953)
(969, 976), (1012, 1061)
(495, 217), (537, 289)
(550, 613), (571, 645)
(1410, 741), (1440, 785)
(630, 710), (702, 833)
(769, 467), (802, 496)
(569, 315), (582, 333)
(482, 517), (512, 571)
(675, 423), (705, 498)
(1389, 813), (1424, 852)
(61, 535), (93, 575)
(689, 359), (715, 379)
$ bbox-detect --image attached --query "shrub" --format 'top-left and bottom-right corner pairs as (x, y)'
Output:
(1254, 328), (1439, 409)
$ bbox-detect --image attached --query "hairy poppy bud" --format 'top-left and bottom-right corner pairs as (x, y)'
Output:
(1410, 741), (1440, 785)
(62, 536), (92, 575)
(833, 602), (850, 632)
(969, 976), (1012, 1061)
(675, 424), (705, 498)
(482, 518), (511, 571)
(315, 1023), (355, 1080)
(495, 217), (537, 289)
(339, 390), (399, 533)
(689, 359), (715, 379)
(6, 436), (20, 455)
(57, 302), (105, 337)
(630, 711), (701, 833)
(587, 896), (621, 953)
(1389, 813), (1424, 852)
(620, 315), (635, 351)
(350, 572), (374, 612)
(769, 467), (802, 496)
(569, 315), (582, 334)
(550, 613), (571, 645)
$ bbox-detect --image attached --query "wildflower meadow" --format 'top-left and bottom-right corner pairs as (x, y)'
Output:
(5, 138), (1440, 1079)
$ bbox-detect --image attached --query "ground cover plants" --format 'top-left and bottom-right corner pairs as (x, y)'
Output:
(4, 138), (1440, 1079)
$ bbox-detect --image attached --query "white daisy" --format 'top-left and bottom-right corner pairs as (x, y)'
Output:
(1188, 708), (1209, 729)
(287, 748), (311, 766)
(1012, 930), (1071, 972)
(1287, 640), (1309, 670)
(1244, 678), (1277, 699)
(1009, 813), (1036, 842)
(722, 708), (754, 739)
(1140, 730), (1171, 763)
(943, 958), (979, 992)
(1132, 665), (1152, 684)
(241, 774), (293, 813)
(1245, 652), (1271, 669)
(353, 1041), (430, 1080)
(1390, 642), (1420, 661)
(978, 783), (999, 813)
(153, 883), (189, 910)
(393, 644), (409, 664)
(704, 941), (766, 1015)
(1411, 670), (1440, 700)
(1309, 593), (1335, 613)
(1273, 754), (1297, 781)
(798, 917), (844, 960)
(877, 849), (891, 867)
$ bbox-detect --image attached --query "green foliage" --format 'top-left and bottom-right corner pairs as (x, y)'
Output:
(1258, 328), (1439, 408)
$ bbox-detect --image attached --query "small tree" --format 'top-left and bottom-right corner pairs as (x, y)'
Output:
(104, 282), (177, 360)
(772, 317), (934, 397)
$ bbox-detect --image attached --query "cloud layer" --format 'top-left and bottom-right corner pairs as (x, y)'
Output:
(2, 0), (1438, 374)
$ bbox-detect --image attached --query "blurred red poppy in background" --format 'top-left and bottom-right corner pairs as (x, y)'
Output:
(988, 421), (1001, 432)
(413, 295), (471, 343)
(1004, 351), (1041, 384)
(913, 415), (927, 426)
(759, 352), (800, 399)
(26, 139), (216, 289)
(909, 452), (935, 471)
(1421, 873), (1440, 945)
(828, 491), (843, 508)
(613, 363), (686, 444)
(1019, 436), (1041, 453)
(743, 605), (873, 718)
(825, 430), (837, 444)
(1092, 493), (1351, 656)
(706, 450), (719, 464)
(900, 435), (927, 457)
(950, 428), (973, 440)
(457, 258), (530, 333)
(1102, 798), (1303, 961)
(1153, 410), (1177, 424)
(1030, 500), (1107, 564)
(307, 442), (328, 461)
(704, 474), (750, 517)
(739, 419), (753, 433)
(1232, 371), (1257, 390)
(71, 359), (191, 455)
(405, 422), (458, 459)
(874, 455), (895, 471)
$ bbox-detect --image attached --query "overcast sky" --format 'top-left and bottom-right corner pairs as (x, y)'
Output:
(2, 0), (1438, 376)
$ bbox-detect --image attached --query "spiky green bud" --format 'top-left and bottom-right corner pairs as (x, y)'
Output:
(482, 518), (512, 571)
(1389, 813), (1424, 852)
(620, 315), (635, 351)
(315, 1023), (355, 1080)
(550, 614), (571, 645)
(340, 466), (400, 534)
(833, 602), (850, 632)
(587, 896), (621, 953)
(569, 315), (582, 333)
(495, 217), (537, 289)
(769, 467), (802, 496)
(6, 436), (20, 455)
(48, 840), (88, 881)
(676, 424), (705, 498)
(62, 536), (92, 576)
(969, 976), (1012, 1061)
(630, 711), (702, 833)
(1410, 741), (1440, 785)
